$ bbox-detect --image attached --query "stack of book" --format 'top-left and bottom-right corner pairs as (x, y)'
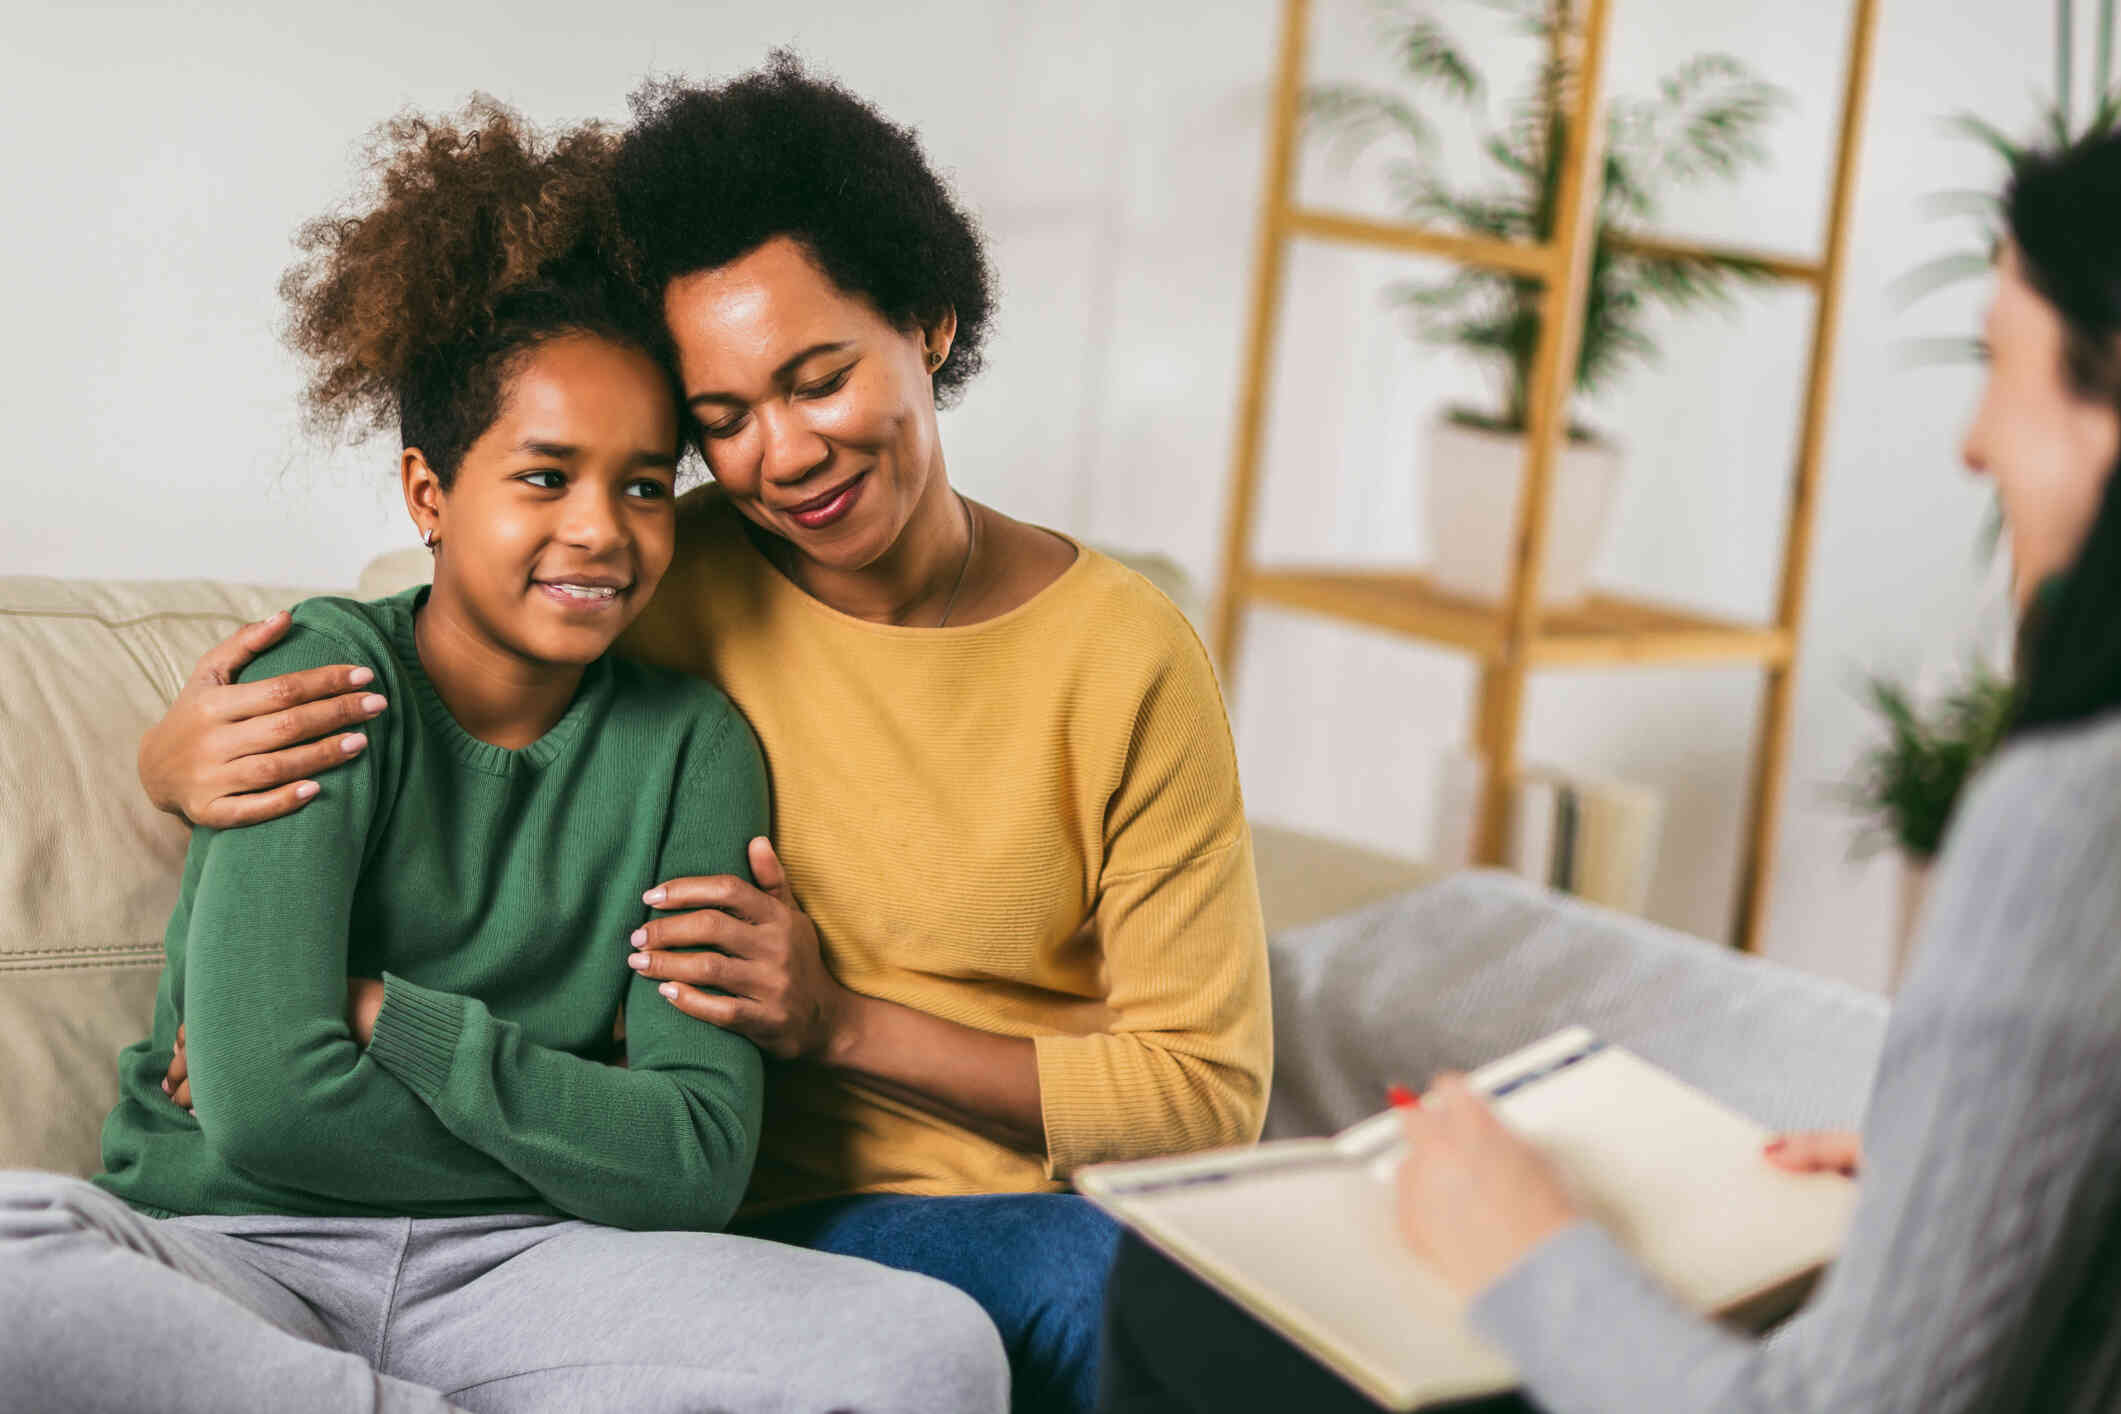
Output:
(1430, 754), (1665, 915)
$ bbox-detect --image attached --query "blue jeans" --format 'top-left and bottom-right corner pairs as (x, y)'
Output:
(735, 1193), (1121, 1414)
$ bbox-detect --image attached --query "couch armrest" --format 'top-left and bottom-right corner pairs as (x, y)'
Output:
(1264, 871), (1887, 1141)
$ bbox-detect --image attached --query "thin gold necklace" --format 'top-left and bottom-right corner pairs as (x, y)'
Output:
(931, 492), (978, 628)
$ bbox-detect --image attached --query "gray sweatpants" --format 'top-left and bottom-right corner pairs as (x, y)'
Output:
(0, 1172), (1007, 1413)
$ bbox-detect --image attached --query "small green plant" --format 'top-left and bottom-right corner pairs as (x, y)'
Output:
(1845, 664), (2016, 861)
(1307, 0), (1785, 434)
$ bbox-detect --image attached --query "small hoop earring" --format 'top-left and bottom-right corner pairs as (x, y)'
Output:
(422, 528), (438, 550)
(928, 351), (944, 371)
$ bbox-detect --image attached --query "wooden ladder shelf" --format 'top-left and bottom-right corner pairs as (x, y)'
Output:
(1210, 0), (1882, 951)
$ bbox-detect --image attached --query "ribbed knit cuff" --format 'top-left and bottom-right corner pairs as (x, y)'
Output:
(1033, 1033), (1116, 1179)
(366, 972), (468, 1103)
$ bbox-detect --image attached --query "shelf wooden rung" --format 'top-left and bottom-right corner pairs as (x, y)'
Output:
(1607, 232), (1825, 287)
(1241, 568), (1792, 669)
(1247, 566), (1501, 655)
(1283, 206), (1557, 280)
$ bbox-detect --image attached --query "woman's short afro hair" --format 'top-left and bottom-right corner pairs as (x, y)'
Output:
(613, 52), (995, 406)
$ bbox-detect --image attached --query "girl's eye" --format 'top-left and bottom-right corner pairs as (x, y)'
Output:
(798, 366), (853, 399)
(519, 470), (565, 490)
(627, 478), (672, 500)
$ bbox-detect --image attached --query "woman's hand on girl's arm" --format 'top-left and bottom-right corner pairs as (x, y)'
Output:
(1395, 1075), (1580, 1300)
(631, 837), (854, 1061)
(632, 837), (1046, 1152)
(139, 612), (388, 827)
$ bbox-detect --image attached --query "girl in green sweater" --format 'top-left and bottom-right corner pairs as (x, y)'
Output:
(0, 100), (1003, 1413)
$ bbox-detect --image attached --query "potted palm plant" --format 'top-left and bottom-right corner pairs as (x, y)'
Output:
(1845, 664), (2015, 987)
(1309, 0), (1783, 606)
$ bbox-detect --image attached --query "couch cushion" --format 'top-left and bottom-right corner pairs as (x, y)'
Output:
(1263, 871), (1889, 1141)
(0, 577), (319, 1175)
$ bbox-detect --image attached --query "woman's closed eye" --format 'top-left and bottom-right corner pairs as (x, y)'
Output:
(695, 367), (852, 441)
(797, 364), (854, 400)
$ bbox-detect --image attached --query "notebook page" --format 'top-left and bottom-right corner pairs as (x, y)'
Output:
(1494, 1046), (1856, 1311)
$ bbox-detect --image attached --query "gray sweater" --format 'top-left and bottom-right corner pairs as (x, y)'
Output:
(1471, 711), (2121, 1413)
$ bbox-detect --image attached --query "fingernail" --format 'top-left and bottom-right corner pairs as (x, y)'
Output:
(161, 1078), (171, 1094)
(630, 928), (647, 948)
(295, 781), (320, 801)
(627, 953), (649, 970)
(1764, 1139), (1786, 1154)
(340, 734), (367, 755)
(658, 983), (678, 999)
(348, 666), (374, 687)
(1387, 1084), (1420, 1110)
(643, 887), (666, 906)
(186, 1108), (196, 1118)
(361, 695), (388, 714)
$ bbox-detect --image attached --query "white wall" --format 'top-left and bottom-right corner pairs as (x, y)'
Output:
(0, 1), (2051, 989)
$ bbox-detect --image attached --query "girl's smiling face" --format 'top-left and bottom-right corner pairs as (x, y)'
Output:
(404, 332), (681, 667)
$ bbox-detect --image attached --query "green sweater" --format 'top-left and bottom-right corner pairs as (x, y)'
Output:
(96, 587), (769, 1231)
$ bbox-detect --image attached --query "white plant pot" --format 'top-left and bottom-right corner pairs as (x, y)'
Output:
(1422, 415), (1624, 609)
(1891, 853), (1934, 993)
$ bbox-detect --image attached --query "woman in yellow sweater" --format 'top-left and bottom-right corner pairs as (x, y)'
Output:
(138, 55), (1270, 1414)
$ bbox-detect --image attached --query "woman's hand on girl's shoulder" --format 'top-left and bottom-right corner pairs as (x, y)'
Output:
(140, 613), (388, 828)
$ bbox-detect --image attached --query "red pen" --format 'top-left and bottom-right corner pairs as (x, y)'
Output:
(1387, 1083), (1421, 1110)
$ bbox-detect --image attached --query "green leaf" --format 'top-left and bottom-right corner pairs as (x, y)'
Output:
(2085, 84), (2121, 135)
(1940, 111), (2027, 168)
(1380, 13), (1484, 104)
(1894, 336), (1990, 368)
(2101, 0), (2115, 102)
(1887, 249), (1995, 311)
(1917, 188), (2005, 223)
(1845, 662), (2016, 857)
(1304, 83), (1440, 164)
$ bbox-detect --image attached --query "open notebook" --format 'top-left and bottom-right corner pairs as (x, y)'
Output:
(1077, 1028), (1858, 1410)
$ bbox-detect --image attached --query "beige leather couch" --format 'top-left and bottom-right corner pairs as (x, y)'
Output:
(0, 559), (1434, 1179)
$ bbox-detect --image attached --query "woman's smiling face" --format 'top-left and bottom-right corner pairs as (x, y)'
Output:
(409, 332), (681, 666)
(662, 236), (954, 571)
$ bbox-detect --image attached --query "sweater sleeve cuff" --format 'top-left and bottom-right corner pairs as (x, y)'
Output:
(1032, 1033), (1103, 1178)
(366, 972), (469, 1103)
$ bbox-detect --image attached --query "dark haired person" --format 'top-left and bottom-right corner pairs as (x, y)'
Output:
(1099, 132), (2121, 1414)
(0, 100), (1004, 1414)
(135, 56), (1271, 1414)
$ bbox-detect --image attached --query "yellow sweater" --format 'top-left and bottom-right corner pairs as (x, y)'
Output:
(621, 490), (1272, 1206)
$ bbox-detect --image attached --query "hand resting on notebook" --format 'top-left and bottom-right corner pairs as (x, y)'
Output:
(1394, 1080), (1860, 1299)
